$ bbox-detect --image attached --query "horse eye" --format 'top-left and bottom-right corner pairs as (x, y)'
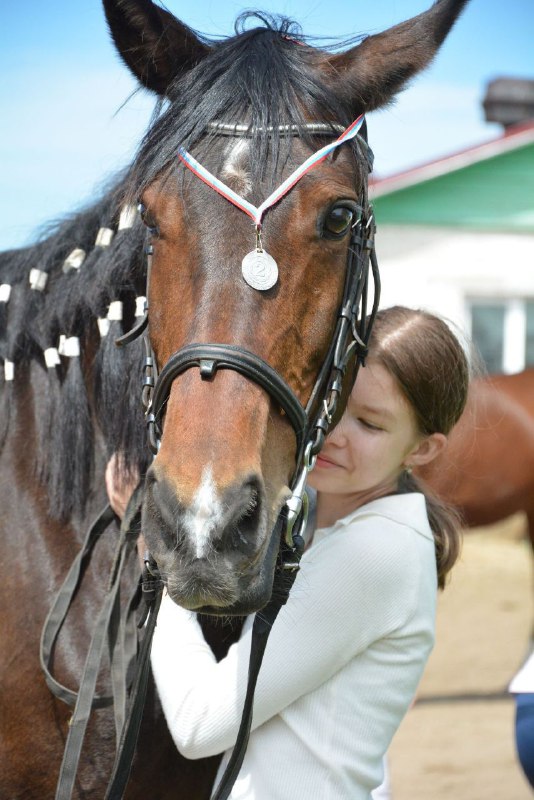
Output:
(137, 202), (159, 235)
(323, 206), (354, 238)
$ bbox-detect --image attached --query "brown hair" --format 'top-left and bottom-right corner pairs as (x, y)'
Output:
(367, 306), (470, 589)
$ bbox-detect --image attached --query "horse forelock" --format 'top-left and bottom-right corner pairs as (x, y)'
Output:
(124, 18), (367, 201)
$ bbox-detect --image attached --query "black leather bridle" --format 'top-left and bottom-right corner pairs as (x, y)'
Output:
(128, 119), (379, 552)
(43, 120), (381, 800)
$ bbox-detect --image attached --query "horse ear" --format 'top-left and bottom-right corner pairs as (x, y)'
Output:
(102, 0), (210, 95)
(320, 0), (469, 113)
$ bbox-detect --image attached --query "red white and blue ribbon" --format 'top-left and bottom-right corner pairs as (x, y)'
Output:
(178, 115), (365, 227)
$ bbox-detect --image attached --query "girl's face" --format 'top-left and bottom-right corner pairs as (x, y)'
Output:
(309, 360), (426, 500)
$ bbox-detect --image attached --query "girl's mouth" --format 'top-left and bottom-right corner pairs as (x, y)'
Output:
(315, 454), (342, 469)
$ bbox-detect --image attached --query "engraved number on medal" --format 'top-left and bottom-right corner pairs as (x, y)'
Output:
(241, 250), (279, 291)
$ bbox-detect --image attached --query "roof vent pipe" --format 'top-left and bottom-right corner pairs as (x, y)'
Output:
(483, 78), (534, 130)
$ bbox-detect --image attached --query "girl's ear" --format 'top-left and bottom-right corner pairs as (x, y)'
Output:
(405, 433), (447, 470)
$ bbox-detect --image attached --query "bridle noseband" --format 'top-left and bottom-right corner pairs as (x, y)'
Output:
(149, 343), (309, 454)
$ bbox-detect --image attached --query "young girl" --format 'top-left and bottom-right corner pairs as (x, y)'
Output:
(106, 305), (469, 800)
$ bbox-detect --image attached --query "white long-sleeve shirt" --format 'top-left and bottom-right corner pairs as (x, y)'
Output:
(151, 493), (437, 799)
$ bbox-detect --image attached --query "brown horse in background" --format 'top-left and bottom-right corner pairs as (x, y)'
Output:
(418, 368), (534, 550)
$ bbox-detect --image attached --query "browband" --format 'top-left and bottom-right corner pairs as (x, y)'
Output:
(208, 121), (345, 136)
(207, 119), (374, 172)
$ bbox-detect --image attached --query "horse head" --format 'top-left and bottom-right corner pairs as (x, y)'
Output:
(103, 0), (469, 614)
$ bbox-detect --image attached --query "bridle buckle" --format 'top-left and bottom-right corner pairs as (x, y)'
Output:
(284, 442), (316, 551)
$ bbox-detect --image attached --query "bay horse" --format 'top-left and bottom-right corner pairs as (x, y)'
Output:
(418, 368), (534, 550)
(0, 1), (469, 797)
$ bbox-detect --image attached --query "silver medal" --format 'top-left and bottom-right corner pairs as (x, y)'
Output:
(241, 249), (279, 291)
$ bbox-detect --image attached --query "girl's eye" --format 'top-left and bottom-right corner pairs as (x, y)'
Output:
(323, 206), (354, 238)
(137, 202), (159, 235)
(359, 418), (382, 432)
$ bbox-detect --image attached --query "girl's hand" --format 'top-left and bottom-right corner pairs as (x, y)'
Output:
(105, 453), (140, 520)
(106, 454), (147, 572)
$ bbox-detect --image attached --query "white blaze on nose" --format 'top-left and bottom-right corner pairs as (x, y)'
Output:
(183, 466), (224, 559)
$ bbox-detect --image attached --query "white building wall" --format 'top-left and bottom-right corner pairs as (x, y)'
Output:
(374, 226), (534, 362)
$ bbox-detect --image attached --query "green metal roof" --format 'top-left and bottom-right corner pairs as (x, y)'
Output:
(372, 138), (534, 233)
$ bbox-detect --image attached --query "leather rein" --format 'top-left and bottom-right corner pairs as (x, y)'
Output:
(41, 119), (381, 800)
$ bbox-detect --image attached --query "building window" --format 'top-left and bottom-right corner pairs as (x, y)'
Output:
(526, 301), (534, 365)
(468, 298), (534, 374)
(470, 304), (505, 373)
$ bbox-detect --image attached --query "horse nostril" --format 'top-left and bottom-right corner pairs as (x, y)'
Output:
(232, 485), (261, 547)
(219, 477), (263, 555)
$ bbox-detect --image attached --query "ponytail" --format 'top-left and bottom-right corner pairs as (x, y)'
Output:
(398, 470), (462, 590)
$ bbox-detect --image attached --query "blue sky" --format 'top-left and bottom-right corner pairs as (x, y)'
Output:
(1, 0), (532, 250)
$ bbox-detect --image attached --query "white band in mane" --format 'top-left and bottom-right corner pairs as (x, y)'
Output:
(44, 347), (61, 369)
(95, 227), (115, 247)
(107, 301), (123, 321)
(98, 318), (110, 338)
(29, 269), (48, 292)
(118, 205), (137, 231)
(0, 284), (12, 303)
(135, 296), (146, 317)
(63, 248), (86, 273)
(4, 360), (14, 382)
(58, 335), (80, 358)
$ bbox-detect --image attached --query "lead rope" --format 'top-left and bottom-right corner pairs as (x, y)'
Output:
(209, 499), (317, 800)
(42, 498), (304, 800)
(40, 505), (118, 710)
(104, 567), (162, 799)
(41, 489), (160, 800)
(210, 513), (305, 800)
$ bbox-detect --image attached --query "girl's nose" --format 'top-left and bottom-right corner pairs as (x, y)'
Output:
(324, 415), (349, 448)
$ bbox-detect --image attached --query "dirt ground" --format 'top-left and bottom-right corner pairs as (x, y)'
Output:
(389, 514), (534, 799)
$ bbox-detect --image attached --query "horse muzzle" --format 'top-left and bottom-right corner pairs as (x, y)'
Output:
(142, 469), (281, 614)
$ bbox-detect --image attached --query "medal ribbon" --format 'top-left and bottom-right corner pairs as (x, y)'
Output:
(177, 115), (365, 227)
